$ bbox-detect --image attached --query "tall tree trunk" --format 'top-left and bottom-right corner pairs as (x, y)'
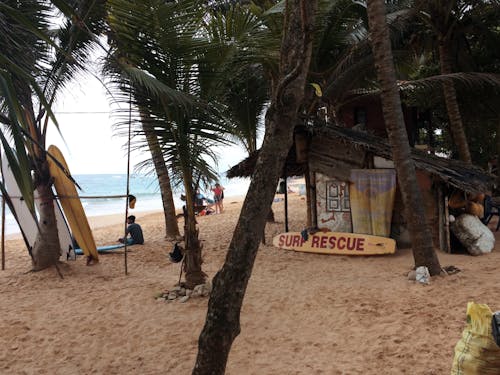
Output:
(193, 2), (317, 373)
(20, 94), (60, 270)
(366, 0), (441, 275)
(182, 172), (205, 289)
(140, 111), (180, 239)
(31, 160), (61, 270)
(496, 117), (500, 194)
(439, 42), (472, 164)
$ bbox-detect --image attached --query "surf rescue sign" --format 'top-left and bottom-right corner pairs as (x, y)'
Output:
(272, 231), (396, 255)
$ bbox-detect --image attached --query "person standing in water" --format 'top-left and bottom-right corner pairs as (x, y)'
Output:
(212, 183), (225, 214)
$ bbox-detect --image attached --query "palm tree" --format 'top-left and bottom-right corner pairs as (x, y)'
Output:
(105, 0), (186, 268)
(139, 109), (180, 240)
(222, 66), (269, 154)
(366, 0), (441, 275)
(201, 2), (277, 155)
(309, 0), (375, 117)
(201, 2), (280, 224)
(105, 0), (235, 288)
(400, 0), (500, 175)
(0, 0), (106, 270)
(409, 0), (500, 164)
(194, 1), (318, 372)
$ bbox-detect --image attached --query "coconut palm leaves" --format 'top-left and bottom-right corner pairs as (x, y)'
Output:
(395, 0), (500, 163)
(106, 0), (240, 286)
(201, 3), (275, 153)
(0, 1), (54, 212)
(0, 0), (107, 268)
(106, 0), (234, 186)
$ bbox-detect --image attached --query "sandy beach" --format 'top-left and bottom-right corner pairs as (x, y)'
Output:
(0, 193), (499, 374)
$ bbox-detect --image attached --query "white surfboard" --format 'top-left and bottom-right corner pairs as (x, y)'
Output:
(35, 193), (76, 261)
(1, 156), (38, 248)
(55, 201), (76, 261)
(1, 156), (75, 261)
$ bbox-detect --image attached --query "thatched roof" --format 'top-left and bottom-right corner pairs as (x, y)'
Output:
(226, 145), (307, 179)
(226, 125), (493, 194)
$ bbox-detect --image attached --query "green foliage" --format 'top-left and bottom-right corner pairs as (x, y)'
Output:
(201, 1), (276, 153)
(105, 0), (236, 192)
(0, 1), (106, 218)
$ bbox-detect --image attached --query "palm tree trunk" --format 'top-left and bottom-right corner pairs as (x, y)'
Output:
(193, 2), (317, 373)
(182, 171), (205, 289)
(366, 0), (441, 275)
(439, 42), (472, 164)
(19, 93), (60, 270)
(140, 111), (180, 239)
(496, 116), (500, 193)
(31, 162), (61, 270)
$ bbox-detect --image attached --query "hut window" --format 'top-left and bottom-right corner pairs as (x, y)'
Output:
(354, 107), (367, 126)
(326, 181), (350, 212)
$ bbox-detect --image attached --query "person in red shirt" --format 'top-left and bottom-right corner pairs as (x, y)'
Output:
(211, 183), (225, 214)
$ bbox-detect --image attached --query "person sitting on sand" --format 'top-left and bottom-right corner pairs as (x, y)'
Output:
(194, 189), (214, 208)
(193, 189), (215, 215)
(118, 215), (144, 245)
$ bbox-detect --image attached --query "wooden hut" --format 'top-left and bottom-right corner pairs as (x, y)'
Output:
(227, 125), (493, 252)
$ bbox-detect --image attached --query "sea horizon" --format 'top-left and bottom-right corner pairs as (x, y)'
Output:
(1, 174), (251, 235)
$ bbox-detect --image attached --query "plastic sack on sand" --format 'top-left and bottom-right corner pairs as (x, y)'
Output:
(451, 302), (500, 374)
(415, 266), (430, 284)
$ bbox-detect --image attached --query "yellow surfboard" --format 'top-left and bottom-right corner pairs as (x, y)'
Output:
(273, 231), (396, 255)
(47, 145), (99, 262)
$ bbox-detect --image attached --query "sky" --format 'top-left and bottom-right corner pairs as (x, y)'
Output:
(47, 72), (249, 176)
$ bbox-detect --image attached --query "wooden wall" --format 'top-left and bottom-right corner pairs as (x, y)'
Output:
(338, 96), (417, 143)
(306, 139), (447, 250)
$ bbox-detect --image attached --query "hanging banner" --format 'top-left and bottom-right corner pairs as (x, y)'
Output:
(349, 169), (396, 237)
(273, 231), (396, 255)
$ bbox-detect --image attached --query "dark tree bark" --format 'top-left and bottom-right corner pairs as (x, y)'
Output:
(193, 1), (318, 374)
(496, 117), (500, 193)
(20, 93), (61, 271)
(266, 209), (275, 222)
(182, 171), (206, 289)
(415, 0), (472, 164)
(366, 0), (441, 275)
(140, 111), (180, 239)
(439, 42), (472, 164)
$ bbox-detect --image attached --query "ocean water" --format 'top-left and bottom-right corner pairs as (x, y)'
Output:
(1, 174), (250, 235)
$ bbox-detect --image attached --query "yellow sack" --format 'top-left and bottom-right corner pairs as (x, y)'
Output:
(465, 201), (484, 218)
(451, 302), (500, 374)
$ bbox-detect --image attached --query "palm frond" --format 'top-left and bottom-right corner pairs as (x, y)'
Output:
(116, 65), (195, 108)
(0, 76), (35, 213)
(400, 72), (500, 92)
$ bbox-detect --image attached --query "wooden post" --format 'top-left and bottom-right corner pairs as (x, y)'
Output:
(437, 184), (447, 252)
(284, 171), (289, 233)
(444, 194), (451, 253)
(1, 196), (5, 270)
(295, 132), (309, 163)
(305, 166), (312, 228)
(124, 93), (132, 276)
(310, 170), (318, 228)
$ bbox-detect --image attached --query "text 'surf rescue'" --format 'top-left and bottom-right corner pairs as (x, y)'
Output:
(278, 234), (365, 251)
